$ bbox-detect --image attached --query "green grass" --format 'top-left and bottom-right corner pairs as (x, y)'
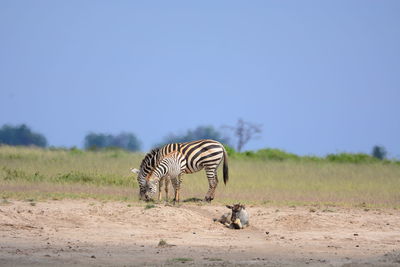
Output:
(1, 145), (400, 208)
(182, 159), (400, 208)
(144, 203), (156, 209)
(171, 258), (194, 263)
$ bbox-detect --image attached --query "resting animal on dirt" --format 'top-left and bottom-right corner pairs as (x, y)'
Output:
(228, 204), (249, 229)
(131, 139), (229, 202)
(215, 204), (249, 229)
(214, 212), (232, 227)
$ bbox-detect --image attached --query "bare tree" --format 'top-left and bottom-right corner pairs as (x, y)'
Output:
(224, 119), (262, 152)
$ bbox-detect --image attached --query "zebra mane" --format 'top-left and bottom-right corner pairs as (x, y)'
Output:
(139, 147), (161, 174)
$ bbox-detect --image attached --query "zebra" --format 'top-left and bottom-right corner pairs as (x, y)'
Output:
(131, 168), (171, 202)
(131, 139), (229, 202)
(145, 151), (186, 202)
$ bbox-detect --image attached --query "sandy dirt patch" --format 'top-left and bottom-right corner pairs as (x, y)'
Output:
(0, 200), (399, 266)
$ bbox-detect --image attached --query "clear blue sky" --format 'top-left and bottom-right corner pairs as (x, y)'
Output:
(1, 1), (399, 157)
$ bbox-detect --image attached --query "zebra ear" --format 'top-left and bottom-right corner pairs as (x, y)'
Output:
(131, 168), (140, 174)
(226, 205), (233, 209)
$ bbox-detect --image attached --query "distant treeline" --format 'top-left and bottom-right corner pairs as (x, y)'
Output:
(0, 124), (47, 147)
(0, 124), (395, 163)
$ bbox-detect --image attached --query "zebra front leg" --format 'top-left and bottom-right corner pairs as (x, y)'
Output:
(204, 168), (218, 202)
(165, 177), (170, 202)
(158, 177), (164, 202)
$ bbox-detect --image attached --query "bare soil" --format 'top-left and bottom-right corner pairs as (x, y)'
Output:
(0, 200), (399, 266)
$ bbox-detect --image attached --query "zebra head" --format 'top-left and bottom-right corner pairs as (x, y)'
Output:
(131, 167), (148, 200)
(134, 148), (161, 201)
(144, 175), (159, 201)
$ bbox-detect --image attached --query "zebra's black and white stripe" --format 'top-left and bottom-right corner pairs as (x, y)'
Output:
(134, 139), (229, 202)
(145, 151), (186, 202)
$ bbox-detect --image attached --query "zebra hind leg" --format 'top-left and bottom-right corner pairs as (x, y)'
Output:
(171, 176), (181, 204)
(204, 168), (218, 202)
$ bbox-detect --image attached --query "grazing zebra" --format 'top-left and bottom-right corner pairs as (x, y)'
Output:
(132, 139), (229, 202)
(145, 151), (186, 202)
(131, 168), (171, 201)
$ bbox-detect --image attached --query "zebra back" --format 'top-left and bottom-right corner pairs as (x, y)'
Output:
(138, 139), (228, 185)
(151, 151), (187, 180)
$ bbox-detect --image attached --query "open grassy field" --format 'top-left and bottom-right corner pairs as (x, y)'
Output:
(1, 146), (399, 208)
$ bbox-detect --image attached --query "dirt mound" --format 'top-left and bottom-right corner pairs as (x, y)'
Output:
(1, 200), (399, 266)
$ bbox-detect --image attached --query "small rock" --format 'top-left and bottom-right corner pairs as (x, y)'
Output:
(91, 255), (96, 258)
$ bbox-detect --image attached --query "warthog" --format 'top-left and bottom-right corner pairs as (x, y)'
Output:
(214, 203), (249, 229)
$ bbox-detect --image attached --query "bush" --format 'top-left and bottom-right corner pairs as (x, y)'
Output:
(223, 146), (394, 164)
(223, 145), (236, 157)
(325, 153), (379, 164)
(254, 148), (300, 161)
(224, 146), (300, 161)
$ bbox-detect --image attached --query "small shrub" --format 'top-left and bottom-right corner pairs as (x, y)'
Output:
(207, 258), (223, 261)
(2, 167), (25, 180)
(145, 204), (156, 209)
(255, 148), (300, 161)
(56, 172), (94, 183)
(182, 197), (203, 203)
(223, 144), (236, 157)
(1, 198), (11, 205)
(158, 239), (167, 247)
(172, 258), (193, 263)
(69, 147), (84, 155)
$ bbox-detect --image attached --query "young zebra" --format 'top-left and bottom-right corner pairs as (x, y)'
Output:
(145, 151), (187, 203)
(132, 139), (229, 202)
(131, 168), (171, 201)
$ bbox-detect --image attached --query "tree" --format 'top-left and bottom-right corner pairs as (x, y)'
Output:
(224, 119), (262, 152)
(157, 125), (230, 147)
(0, 124), (47, 147)
(372, 145), (387, 160)
(84, 133), (112, 149)
(84, 132), (141, 151)
(110, 133), (141, 151)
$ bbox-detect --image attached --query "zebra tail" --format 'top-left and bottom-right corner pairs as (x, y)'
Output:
(223, 146), (229, 185)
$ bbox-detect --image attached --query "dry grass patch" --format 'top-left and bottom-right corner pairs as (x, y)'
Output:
(1, 146), (400, 208)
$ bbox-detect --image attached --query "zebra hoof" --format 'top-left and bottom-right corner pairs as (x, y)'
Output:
(204, 197), (213, 203)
